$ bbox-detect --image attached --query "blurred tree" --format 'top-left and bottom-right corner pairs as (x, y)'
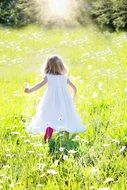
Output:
(91, 0), (127, 31)
(0, 0), (34, 27)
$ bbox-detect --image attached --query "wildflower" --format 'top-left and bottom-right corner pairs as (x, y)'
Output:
(47, 169), (59, 175)
(38, 163), (45, 170)
(68, 150), (77, 154)
(11, 131), (19, 135)
(63, 155), (68, 160)
(98, 187), (110, 190)
(9, 183), (14, 188)
(75, 135), (80, 140)
(3, 165), (10, 169)
(124, 87), (127, 93)
(59, 147), (65, 152)
(24, 139), (31, 143)
(27, 151), (34, 154)
(92, 92), (98, 99)
(91, 167), (99, 174)
(119, 146), (127, 153)
(36, 184), (43, 187)
(104, 178), (114, 184)
(102, 144), (110, 147)
(53, 160), (59, 166)
(88, 65), (92, 70)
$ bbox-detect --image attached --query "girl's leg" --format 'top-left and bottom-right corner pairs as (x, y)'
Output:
(44, 127), (54, 142)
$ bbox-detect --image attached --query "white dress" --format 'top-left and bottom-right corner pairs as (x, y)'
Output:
(26, 74), (86, 134)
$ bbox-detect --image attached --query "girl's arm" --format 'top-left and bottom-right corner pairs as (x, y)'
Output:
(67, 78), (77, 97)
(24, 76), (47, 93)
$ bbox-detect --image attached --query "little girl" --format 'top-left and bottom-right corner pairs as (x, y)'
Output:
(24, 55), (86, 141)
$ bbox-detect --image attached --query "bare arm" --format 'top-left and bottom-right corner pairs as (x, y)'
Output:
(24, 76), (47, 93)
(67, 78), (77, 97)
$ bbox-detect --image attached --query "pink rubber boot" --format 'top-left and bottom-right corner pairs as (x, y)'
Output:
(44, 127), (54, 142)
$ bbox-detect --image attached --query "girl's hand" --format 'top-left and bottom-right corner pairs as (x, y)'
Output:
(24, 88), (31, 93)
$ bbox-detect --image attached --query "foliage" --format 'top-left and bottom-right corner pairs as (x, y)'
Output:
(0, 0), (34, 27)
(91, 0), (127, 31)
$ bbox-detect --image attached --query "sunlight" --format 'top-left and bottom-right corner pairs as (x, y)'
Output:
(48, 0), (70, 19)
(34, 0), (78, 25)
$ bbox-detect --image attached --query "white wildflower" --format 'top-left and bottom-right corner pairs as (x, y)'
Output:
(63, 155), (68, 160)
(88, 65), (92, 70)
(38, 163), (45, 170)
(59, 147), (65, 152)
(124, 87), (127, 93)
(92, 92), (98, 99)
(53, 160), (59, 166)
(3, 165), (10, 169)
(68, 150), (77, 154)
(47, 169), (58, 175)
(104, 178), (114, 184)
(27, 151), (34, 154)
(91, 167), (99, 174)
(11, 131), (19, 135)
(24, 139), (31, 143)
(102, 144), (110, 147)
(36, 184), (43, 187)
(119, 146), (127, 153)
(98, 187), (110, 190)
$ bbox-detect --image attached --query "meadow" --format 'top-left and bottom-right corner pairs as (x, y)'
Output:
(0, 24), (127, 190)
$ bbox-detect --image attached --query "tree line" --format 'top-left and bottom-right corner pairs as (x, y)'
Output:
(0, 0), (127, 31)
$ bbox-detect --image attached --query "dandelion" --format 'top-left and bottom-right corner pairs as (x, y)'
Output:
(37, 153), (43, 157)
(5, 154), (14, 158)
(119, 146), (127, 153)
(124, 88), (127, 93)
(92, 92), (98, 99)
(81, 139), (89, 144)
(3, 165), (10, 169)
(63, 155), (68, 160)
(59, 147), (65, 152)
(102, 144), (110, 147)
(76, 135), (80, 140)
(27, 151), (34, 154)
(91, 167), (99, 174)
(47, 169), (59, 175)
(98, 82), (103, 91)
(90, 186), (95, 190)
(24, 139), (31, 143)
(33, 142), (43, 147)
(88, 65), (92, 70)
(38, 163), (45, 170)
(111, 139), (120, 144)
(9, 183), (15, 188)
(36, 184), (44, 187)
(68, 150), (77, 154)
(98, 187), (110, 190)
(53, 160), (59, 166)
(11, 131), (19, 135)
(104, 178), (114, 184)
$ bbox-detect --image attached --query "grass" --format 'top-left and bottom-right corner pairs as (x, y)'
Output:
(0, 24), (127, 190)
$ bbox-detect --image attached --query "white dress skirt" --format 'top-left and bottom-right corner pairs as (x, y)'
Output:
(26, 74), (86, 134)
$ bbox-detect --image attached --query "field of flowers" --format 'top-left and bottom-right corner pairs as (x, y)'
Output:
(0, 25), (127, 190)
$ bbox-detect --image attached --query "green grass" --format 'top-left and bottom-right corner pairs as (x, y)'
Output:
(0, 24), (127, 190)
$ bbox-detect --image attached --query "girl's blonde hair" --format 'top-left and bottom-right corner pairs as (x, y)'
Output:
(43, 55), (68, 75)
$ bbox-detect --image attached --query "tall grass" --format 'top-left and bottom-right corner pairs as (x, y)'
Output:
(0, 25), (127, 189)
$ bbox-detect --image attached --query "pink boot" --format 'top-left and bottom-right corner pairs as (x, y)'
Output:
(44, 127), (53, 142)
